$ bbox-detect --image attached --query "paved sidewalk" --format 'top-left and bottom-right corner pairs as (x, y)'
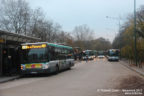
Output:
(0, 75), (20, 83)
(120, 60), (144, 76)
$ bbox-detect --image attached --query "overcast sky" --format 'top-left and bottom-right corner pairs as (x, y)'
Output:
(26, 0), (144, 42)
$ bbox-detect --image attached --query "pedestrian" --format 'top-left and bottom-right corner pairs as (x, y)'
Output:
(74, 53), (77, 60)
(86, 55), (88, 62)
(79, 52), (82, 61)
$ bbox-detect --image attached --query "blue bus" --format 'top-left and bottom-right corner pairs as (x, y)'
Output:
(107, 49), (119, 61)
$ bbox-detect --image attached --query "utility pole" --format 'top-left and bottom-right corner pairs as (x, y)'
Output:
(134, 0), (137, 66)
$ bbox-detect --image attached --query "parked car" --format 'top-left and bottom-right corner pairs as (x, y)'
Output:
(97, 55), (105, 59)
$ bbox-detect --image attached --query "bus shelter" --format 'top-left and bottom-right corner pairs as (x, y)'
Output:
(0, 30), (41, 76)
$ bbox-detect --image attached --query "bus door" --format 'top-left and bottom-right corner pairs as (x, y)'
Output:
(59, 48), (67, 70)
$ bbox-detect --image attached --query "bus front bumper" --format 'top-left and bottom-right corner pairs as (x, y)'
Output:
(108, 57), (119, 61)
(21, 68), (51, 75)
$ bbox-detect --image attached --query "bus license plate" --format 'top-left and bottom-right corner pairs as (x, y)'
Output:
(31, 72), (38, 74)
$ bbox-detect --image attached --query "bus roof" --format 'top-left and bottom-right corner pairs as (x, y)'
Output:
(21, 42), (73, 49)
(48, 43), (72, 49)
(108, 49), (119, 51)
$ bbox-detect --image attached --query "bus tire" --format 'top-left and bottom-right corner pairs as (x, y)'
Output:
(68, 63), (71, 70)
(54, 65), (59, 74)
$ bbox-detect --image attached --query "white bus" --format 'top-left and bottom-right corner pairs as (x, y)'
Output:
(82, 50), (95, 60)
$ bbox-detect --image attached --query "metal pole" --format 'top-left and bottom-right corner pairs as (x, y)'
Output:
(134, 0), (137, 66)
(106, 16), (120, 38)
(118, 19), (121, 60)
(0, 44), (2, 76)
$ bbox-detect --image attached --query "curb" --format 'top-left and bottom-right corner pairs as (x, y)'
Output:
(119, 61), (144, 77)
(0, 76), (20, 83)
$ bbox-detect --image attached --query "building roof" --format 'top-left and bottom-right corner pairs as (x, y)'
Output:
(0, 30), (41, 43)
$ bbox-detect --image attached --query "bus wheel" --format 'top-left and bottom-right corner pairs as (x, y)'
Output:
(54, 65), (59, 74)
(68, 63), (71, 70)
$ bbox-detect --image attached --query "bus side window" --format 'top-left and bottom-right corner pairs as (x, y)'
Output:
(46, 47), (49, 61)
(66, 49), (74, 59)
(49, 46), (56, 60)
(67, 50), (71, 59)
(70, 49), (74, 59)
(54, 47), (60, 60)
(61, 48), (66, 60)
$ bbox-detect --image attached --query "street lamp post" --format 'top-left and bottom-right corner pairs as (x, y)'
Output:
(106, 16), (121, 36)
(134, 0), (137, 66)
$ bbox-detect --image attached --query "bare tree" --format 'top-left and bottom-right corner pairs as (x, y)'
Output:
(51, 23), (62, 42)
(27, 8), (48, 41)
(56, 31), (74, 46)
(0, 0), (31, 34)
(137, 5), (144, 38)
(72, 24), (94, 49)
(73, 24), (94, 41)
(0, 0), (76, 45)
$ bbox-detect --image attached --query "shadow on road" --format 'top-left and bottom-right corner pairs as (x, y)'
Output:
(20, 68), (74, 78)
(115, 75), (144, 96)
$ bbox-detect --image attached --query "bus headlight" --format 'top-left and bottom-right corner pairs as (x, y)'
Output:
(42, 64), (49, 69)
(21, 64), (25, 70)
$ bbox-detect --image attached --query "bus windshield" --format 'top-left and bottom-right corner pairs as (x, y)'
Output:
(21, 48), (48, 63)
(108, 50), (119, 56)
(98, 51), (104, 55)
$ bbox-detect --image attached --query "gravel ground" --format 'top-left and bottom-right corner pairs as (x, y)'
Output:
(115, 75), (144, 96)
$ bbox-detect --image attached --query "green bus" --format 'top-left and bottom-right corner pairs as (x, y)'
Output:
(20, 42), (74, 75)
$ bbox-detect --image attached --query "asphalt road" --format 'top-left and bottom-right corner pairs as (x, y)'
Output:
(0, 58), (143, 96)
